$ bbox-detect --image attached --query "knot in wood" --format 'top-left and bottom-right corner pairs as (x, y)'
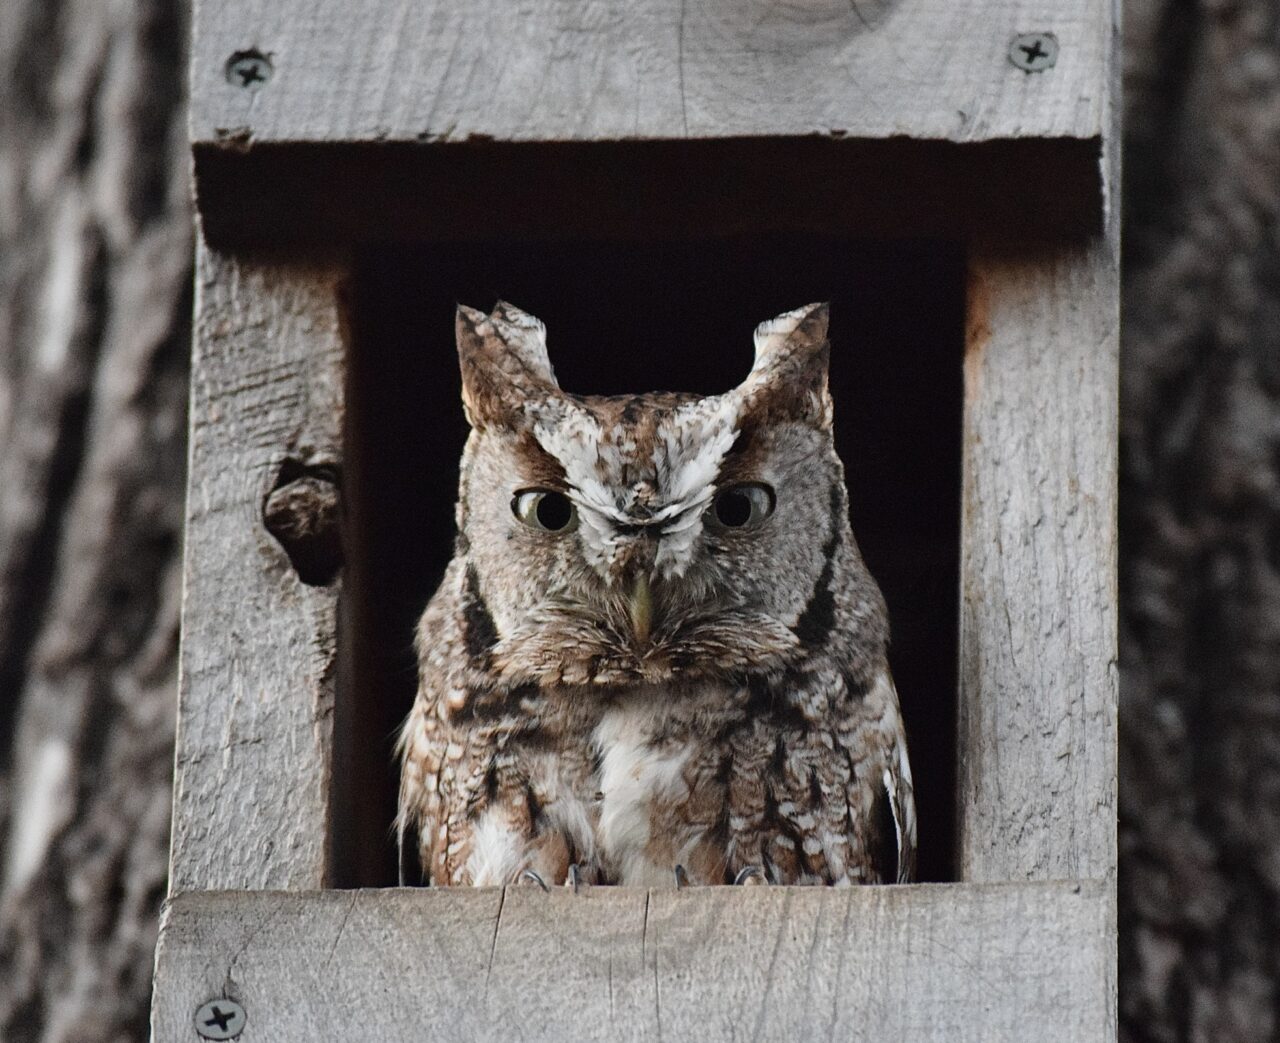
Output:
(263, 470), (342, 586)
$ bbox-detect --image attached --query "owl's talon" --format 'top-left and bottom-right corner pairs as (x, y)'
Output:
(734, 865), (768, 886)
(519, 868), (550, 892)
(674, 864), (690, 889)
(567, 863), (583, 894)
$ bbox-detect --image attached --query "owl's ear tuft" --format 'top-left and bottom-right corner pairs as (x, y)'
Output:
(456, 302), (561, 430)
(735, 303), (832, 427)
(752, 302), (829, 361)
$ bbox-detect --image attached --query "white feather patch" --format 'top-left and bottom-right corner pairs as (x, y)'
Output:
(594, 701), (693, 886)
(531, 392), (743, 581)
(532, 406), (627, 574)
(545, 791), (597, 867)
(467, 808), (525, 886)
(651, 395), (739, 579)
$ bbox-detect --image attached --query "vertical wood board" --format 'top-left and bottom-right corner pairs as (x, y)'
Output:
(170, 248), (347, 892)
(153, 882), (1113, 1042)
(957, 240), (1119, 883)
(955, 0), (1118, 887)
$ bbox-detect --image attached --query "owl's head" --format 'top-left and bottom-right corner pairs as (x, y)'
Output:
(450, 301), (884, 688)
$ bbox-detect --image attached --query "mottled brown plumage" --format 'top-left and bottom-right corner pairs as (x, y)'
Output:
(398, 301), (915, 887)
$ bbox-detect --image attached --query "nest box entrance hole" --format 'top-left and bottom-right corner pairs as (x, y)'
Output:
(338, 234), (964, 887)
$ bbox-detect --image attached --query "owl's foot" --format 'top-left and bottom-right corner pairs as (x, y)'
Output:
(518, 868), (550, 892)
(567, 863), (583, 894)
(734, 865), (769, 886)
(674, 864), (690, 889)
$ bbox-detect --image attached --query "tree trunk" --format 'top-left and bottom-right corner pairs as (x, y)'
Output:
(1120, 0), (1280, 1039)
(0, 0), (190, 1039)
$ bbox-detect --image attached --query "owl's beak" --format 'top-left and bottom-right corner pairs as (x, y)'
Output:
(628, 572), (653, 647)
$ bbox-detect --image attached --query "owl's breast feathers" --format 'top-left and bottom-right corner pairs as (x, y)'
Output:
(399, 554), (915, 886)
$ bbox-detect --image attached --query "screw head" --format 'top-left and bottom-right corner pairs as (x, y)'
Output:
(1008, 32), (1058, 73)
(194, 998), (246, 1040)
(225, 49), (273, 89)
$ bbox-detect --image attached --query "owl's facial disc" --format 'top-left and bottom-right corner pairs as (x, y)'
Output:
(455, 300), (844, 676)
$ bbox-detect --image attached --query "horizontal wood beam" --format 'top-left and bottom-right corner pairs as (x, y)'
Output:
(191, 0), (1107, 147)
(152, 881), (1114, 1041)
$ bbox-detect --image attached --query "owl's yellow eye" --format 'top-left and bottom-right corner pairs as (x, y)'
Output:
(512, 489), (578, 533)
(709, 483), (776, 530)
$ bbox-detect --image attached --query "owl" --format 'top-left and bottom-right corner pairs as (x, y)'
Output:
(397, 300), (916, 888)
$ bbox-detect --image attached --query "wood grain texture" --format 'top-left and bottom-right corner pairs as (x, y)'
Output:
(152, 882), (1113, 1042)
(170, 248), (346, 892)
(956, 0), (1117, 888)
(958, 241), (1118, 883)
(191, 0), (1108, 147)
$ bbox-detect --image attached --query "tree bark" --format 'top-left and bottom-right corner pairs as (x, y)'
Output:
(1120, 1), (1280, 1040)
(0, 0), (190, 1039)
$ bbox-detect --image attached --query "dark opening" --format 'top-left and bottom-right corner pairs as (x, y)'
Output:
(339, 234), (963, 887)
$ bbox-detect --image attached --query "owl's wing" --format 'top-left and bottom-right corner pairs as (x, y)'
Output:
(880, 695), (917, 884)
(397, 695), (437, 886)
(724, 663), (917, 885)
(843, 667), (917, 885)
(400, 559), (578, 887)
(397, 804), (417, 886)
(397, 561), (469, 886)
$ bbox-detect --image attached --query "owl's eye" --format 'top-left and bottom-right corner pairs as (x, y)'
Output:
(709, 483), (776, 530)
(512, 489), (578, 533)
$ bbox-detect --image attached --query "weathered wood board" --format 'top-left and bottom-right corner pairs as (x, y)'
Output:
(153, 882), (1114, 1041)
(191, 0), (1107, 146)
(170, 250), (347, 892)
(957, 240), (1119, 883)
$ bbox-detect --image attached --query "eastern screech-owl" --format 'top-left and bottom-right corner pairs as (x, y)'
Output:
(398, 301), (915, 887)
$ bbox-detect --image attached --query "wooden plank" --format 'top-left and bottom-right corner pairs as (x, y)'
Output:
(957, 240), (1118, 883)
(170, 248), (347, 892)
(191, 0), (1107, 147)
(152, 882), (1113, 1042)
(956, 0), (1117, 883)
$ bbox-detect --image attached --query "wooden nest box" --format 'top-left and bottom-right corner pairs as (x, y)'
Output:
(154, 0), (1117, 1038)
